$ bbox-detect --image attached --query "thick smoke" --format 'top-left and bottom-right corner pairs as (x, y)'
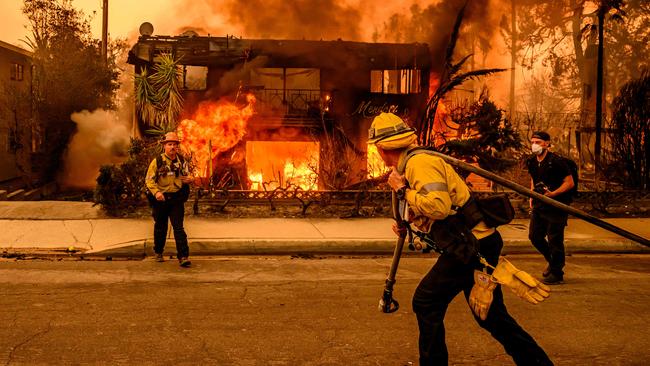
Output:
(167, 0), (504, 74)
(375, 1), (500, 71)
(219, 0), (364, 41)
(59, 109), (130, 189)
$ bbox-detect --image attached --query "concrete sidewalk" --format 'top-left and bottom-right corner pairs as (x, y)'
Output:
(0, 201), (648, 257)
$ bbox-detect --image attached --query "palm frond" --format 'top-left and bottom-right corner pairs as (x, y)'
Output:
(448, 54), (473, 77)
(134, 53), (184, 130)
(445, 2), (467, 70)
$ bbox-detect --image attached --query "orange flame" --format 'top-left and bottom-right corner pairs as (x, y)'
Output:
(177, 94), (256, 176)
(246, 141), (319, 190)
(367, 144), (390, 178)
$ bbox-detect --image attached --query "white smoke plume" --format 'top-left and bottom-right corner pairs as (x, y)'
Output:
(59, 109), (131, 189)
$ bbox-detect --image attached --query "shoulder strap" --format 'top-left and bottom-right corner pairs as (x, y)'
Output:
(152, 154), (165, 182)
(397, 146), (438, 174)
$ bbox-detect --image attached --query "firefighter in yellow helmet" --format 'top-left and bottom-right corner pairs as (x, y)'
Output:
(369, 113), (552, 365)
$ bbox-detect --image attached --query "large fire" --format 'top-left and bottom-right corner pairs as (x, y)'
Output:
(367, 144), (390, 178)
(177, 94), (256, 176)
(246, 141), (319, 191)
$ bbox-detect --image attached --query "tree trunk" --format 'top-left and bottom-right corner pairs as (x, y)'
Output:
(595, 6), (605, 183)
(509, 0), (517, 118)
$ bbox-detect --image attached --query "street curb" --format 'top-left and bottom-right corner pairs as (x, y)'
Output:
(76, 238), (650, 258)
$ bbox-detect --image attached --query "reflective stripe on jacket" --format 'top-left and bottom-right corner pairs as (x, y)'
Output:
(397, 148), (495, 240)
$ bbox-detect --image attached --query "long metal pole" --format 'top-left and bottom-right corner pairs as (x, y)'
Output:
(595, 5), (606, 184)
(379, 191), (407, 313)
(427, 151), (650, 247)
(102, 0), (108, 64)
(509, 0), (517, 118)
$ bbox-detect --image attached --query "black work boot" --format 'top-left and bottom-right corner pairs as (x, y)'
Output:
(542, 265), (551, 278)
(179, 257), (191, 267)
(543, 272), (563, 285)
(155, 253), (165, 262)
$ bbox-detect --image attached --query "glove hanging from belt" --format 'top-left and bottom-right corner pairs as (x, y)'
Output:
(469, 270), (497, 320)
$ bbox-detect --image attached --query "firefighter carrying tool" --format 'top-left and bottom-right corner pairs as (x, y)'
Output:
(371, 112), (553, 365)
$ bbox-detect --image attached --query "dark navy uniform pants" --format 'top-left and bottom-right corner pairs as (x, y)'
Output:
(529, 209), (567, 277)
(151, 193), (189, 259)
(412, 231), (553, 366)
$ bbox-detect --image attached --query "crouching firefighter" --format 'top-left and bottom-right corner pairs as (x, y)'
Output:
(145, 132), (193, 267)
(369, 113), (553, 366)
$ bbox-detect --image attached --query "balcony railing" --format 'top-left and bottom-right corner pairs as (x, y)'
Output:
(250, 88), (322, 116)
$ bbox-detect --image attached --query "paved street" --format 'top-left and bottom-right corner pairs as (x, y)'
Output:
(1, 254), (649, 365)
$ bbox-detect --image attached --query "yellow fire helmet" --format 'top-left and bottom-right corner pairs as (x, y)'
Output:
(368, 112), (417, 150)
(160, 132), (181, 144)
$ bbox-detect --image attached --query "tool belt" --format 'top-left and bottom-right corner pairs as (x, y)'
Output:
(146, 184), (190, 207)
(427, 196), (483, 264)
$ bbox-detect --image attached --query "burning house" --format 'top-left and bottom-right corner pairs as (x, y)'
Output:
(128, 27), (430, 190)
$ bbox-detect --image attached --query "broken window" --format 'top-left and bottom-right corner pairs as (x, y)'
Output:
(370, 69), (421, 94)
(183, 65), (207, 90)
(10, 63), (24, 81)
(250, 68), (321, 114)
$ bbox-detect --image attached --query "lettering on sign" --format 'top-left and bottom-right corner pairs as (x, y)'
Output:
(351, 100), (409, 119)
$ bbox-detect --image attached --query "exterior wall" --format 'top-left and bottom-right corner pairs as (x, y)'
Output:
(0, 40), (33, 183)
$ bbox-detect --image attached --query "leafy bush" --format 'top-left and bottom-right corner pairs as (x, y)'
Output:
(609, 69), (650, 190)
(94, 138), (160, 215)
(442, 92), (524, 173)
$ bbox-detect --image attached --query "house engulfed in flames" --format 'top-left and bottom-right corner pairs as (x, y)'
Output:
(128, 31), (431, 190)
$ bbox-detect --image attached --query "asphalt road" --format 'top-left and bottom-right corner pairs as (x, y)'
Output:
(0, 254), (649, 365)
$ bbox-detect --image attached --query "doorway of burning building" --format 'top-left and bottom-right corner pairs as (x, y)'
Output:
(245, 141), (319, 191)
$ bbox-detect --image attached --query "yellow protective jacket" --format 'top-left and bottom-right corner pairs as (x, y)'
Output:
(145, 154), (189, 196)
(397, 147), (494, 240)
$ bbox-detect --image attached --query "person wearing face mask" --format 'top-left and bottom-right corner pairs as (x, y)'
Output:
(526, 131), (575, 284)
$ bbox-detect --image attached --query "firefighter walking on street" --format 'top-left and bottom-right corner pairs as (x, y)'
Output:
(369, 112), (553, 365)
(145, 132), (194, 267)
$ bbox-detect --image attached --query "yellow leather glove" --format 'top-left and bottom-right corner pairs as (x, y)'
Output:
(491, 256), (551, 304)
(469, 270), (497, 320)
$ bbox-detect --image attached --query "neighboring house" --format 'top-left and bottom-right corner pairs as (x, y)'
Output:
(0, 39), (39, 185)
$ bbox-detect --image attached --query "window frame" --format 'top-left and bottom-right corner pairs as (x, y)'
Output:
(10, 63), (24, 81)
(370, 69), (421, 94)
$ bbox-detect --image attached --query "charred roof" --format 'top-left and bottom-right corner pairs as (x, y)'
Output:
(127, 35), (431, 70)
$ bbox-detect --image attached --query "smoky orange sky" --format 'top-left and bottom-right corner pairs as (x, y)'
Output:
(0, 0), (413, 45)
(2, 0), (504, 45)
(1, 0), (514, 105)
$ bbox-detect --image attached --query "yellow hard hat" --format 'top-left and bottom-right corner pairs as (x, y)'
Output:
(160, 132), (181, 144)
(368, 113), (416, 144)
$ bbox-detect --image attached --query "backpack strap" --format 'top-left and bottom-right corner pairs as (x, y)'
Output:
(153, 154), (186, 182)
(396, 146), (438, 174)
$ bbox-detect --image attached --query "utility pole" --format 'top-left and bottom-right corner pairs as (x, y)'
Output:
(101, 0), (108, 64)
(509, 0), (517, 118)
(595, 4), (605, 182)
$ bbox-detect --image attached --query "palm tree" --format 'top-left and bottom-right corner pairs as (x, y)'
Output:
(135, 53), (184, 133)
(419, 3), (506, 146)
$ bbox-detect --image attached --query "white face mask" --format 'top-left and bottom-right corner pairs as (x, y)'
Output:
(531, 143), (544, 155)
